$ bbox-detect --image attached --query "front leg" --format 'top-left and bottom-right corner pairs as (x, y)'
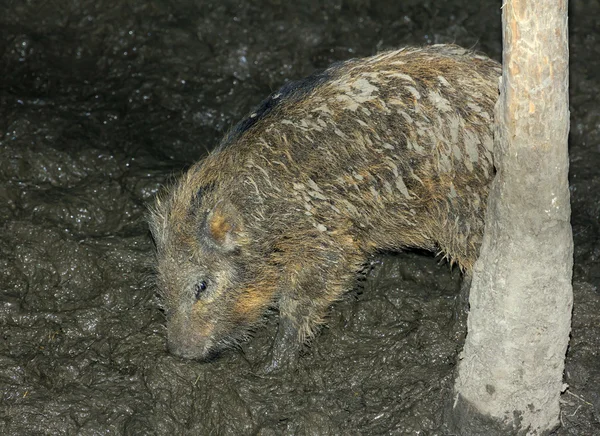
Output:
(261, 309), (302, 373)
(261, 246), (365, 373)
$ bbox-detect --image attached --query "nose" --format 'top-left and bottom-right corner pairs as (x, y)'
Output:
(167, 337), (222, 362)
(166, 313), (219, 360)
(167, 332), (201, 359)
(166, 326), (217, 360)
(166, 338), (187, 357)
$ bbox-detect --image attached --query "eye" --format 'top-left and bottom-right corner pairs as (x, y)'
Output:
(194, 281), (208, 300)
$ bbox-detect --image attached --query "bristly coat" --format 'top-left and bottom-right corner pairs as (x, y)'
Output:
(149, 44), (500, 362)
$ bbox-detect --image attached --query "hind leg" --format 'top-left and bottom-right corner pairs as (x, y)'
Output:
(450, 271), (472, 344)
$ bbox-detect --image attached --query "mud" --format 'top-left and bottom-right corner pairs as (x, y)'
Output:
(0, 0), (598, 435)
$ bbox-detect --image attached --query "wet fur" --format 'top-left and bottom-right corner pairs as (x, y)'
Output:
(149, 44), (501, 360)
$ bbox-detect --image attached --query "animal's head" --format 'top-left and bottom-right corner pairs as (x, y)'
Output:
(148, 172), (275, 360)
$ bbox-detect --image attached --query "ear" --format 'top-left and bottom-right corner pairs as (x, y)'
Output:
(148, 198), (168, 250)
(203, 200), (244, 252)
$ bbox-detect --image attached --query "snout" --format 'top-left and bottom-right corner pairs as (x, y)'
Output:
(166, 316), (217, 360)
(166, 339), (216, 361)
(167, 330), (216, 360)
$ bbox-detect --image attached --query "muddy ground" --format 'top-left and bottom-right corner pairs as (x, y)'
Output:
(1, 0), (598, 434)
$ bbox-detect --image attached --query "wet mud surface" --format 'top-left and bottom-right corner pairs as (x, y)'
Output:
(1, 0), (599, 434)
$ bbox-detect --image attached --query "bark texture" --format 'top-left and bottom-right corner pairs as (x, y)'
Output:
(451, 0), (573, 434)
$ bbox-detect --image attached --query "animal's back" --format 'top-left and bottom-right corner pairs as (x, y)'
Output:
(197, 44), (500, 269)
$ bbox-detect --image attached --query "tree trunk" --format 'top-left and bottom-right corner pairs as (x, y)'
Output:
(449, 0), (573, 434)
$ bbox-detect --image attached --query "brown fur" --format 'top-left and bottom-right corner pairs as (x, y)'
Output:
(149, 44), (501, 360)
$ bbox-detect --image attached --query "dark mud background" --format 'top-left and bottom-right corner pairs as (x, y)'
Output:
(1, 0), (598, 434)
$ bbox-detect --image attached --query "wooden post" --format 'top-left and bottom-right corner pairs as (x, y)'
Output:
(450, 0), (573, 434)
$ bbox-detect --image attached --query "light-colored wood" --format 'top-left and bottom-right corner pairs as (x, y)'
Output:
(451, 0), (573, 434)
